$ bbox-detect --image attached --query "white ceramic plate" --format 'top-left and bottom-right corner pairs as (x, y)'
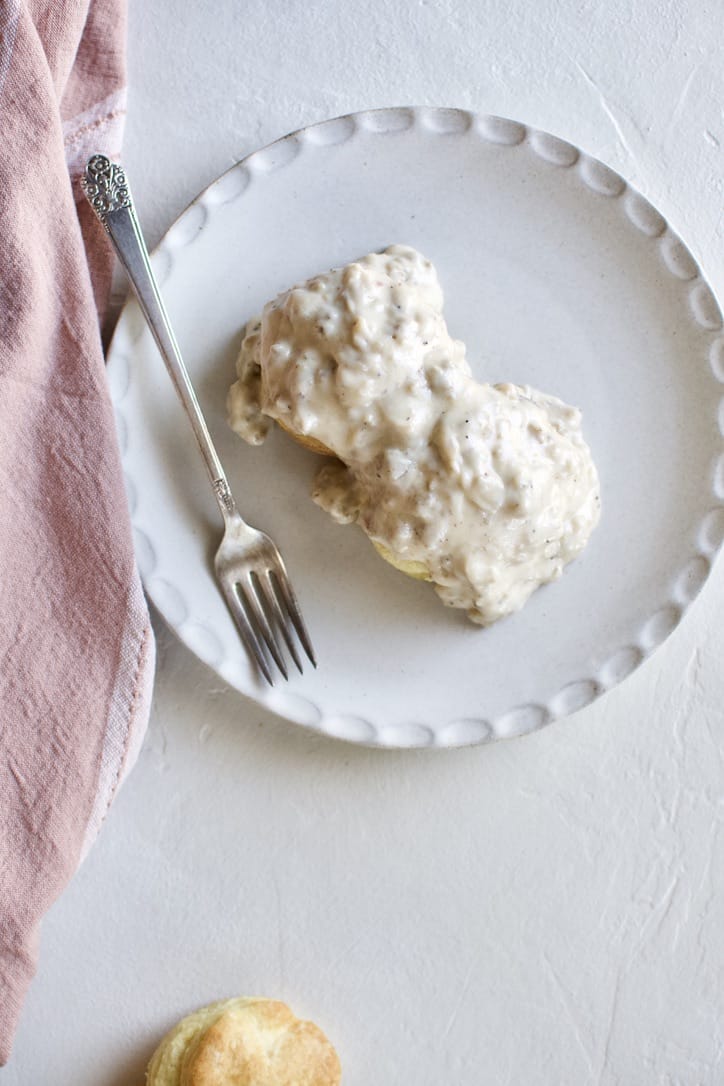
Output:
(109, 107), (724, 748)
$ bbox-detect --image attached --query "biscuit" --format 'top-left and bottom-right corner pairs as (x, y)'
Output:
(146, 996), (341, 1086)
(276, 417), (334, 458)
(228, 246), (601, 626)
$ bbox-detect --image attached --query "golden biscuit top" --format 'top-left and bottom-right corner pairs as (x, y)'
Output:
(147, 997), (341, 1086)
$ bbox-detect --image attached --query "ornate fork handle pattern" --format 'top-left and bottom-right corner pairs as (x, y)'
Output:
(81, 154), (131, 223)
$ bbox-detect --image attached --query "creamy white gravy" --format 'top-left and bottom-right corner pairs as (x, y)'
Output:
(227, 245), (600, 625)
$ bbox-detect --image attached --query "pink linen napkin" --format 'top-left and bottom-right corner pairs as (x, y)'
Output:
(0, 0), (154, 1063)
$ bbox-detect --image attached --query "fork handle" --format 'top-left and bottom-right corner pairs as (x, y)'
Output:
(82, 154), (237, 522)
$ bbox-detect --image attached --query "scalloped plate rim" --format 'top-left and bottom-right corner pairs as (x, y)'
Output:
(108, 106), (724, 749)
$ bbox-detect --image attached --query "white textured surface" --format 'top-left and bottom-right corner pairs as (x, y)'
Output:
(8, 1), (724, 1082)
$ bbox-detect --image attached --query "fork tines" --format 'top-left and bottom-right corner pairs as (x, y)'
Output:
(222, 567), (316, 685)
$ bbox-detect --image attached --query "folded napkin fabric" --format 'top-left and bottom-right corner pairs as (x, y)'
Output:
(0, 0), (154, 1063)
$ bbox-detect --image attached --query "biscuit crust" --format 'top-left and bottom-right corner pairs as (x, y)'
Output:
(146, 997), (341, 1086)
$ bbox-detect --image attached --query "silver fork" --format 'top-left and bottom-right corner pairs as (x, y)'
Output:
(82, 153), (315, 684)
